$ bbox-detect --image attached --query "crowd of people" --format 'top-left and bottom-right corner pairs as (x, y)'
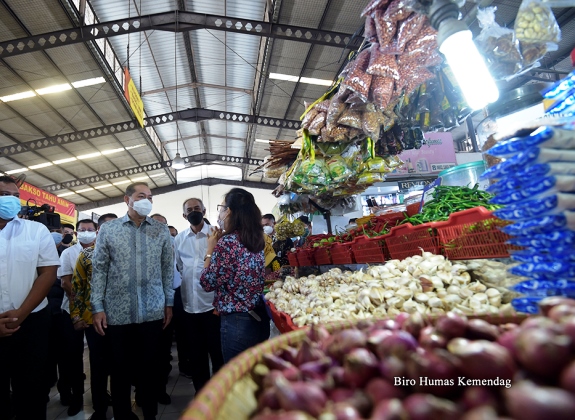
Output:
(0, 176), (287, 420)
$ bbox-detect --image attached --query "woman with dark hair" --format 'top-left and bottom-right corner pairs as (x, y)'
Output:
(200, 188), (270, 362)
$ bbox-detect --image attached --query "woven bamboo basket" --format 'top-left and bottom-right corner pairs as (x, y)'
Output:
(180, 313), (528, 420)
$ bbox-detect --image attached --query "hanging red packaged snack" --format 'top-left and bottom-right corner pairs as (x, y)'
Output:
(365, 15), (378, 42)
(308, 112), (326, 136)
(374, 9), (397, 48)
(403, 23), (438, 64)
(342, 49), (372, 103)
(367, 43), (400, 80)
(384, 0), (414, 23)
(395, 13), (427, 52)
(361, 0), (390, 17)
(371, 76), (395, 110)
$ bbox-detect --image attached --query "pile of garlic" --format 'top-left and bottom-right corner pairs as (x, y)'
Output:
(266, 251), (515, 327)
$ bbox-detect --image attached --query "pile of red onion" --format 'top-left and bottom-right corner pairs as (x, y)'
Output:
(251, 297), (575, 420)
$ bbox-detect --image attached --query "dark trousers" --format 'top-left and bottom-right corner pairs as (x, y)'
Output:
(183, 310), (224, 392)
(85, 325), (109, 414)
(55, 311), (85, 403)
(158, 287), (187, 391)
(220, 309), (270, 363)
(107, 320), (163, 420)
(0, 308), (51, 420)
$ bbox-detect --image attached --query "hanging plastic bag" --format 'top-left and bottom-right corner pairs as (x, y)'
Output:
(485, 126), (575, 157)
(362, 103), (384, 139)
(338, 108), (363, 129)
(475, 7), (523, 80)
(308, 112), (327, 136)
(493, 193), (575, 221)
(367, 44), (400, 80)
(396, 13), (427, 52)
(514, 0), (561, 44)
(326, 93), (348, 125)
(326, 155), (352, 184)
(490, 175), (575, 204)
(501, 210), (575, 235)
(342, 49), (372, 103)
(507, 229), (575, 247)
(370, 76), (395, 110)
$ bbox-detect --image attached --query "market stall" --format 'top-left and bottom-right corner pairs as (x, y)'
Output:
(183, 0), (575, 418)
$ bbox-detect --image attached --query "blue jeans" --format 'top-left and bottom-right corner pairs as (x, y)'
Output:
(220, 312), (270, 363)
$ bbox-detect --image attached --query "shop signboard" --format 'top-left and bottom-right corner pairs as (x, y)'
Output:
(388, 132), (457, 177)
(124, 67), (144, 127)
(396, 179), (434, 192)
(18, 182), (77, 226)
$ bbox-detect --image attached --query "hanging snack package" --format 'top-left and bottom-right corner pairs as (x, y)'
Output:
(357, 172), (385, 185)
(326, 93), (348, 125)
(370, 76), (395, 110)
(342, 49), (372, 102)
(507, 229), (575, 248)
(341, 142), (364, 171)
(326, 155), (352, 184)
(514, 0), (561, 45)
(501, 210), (575, 236)
(308, 112), (327, 136)
(299, 157), (330, 189)
(332, 125), (352, 143)
(486, 162), (575, 194)
(403, 23), (438, 65)
(396, 13), (427, 52)
(367, 44), (400, 80)
(374, 8), (397, 47)
(475, 7), (523, 80)
(338, 107), (363, 129)
(301, 107), (319, 130)
(365, 14), (378, 42)
(315, 99), (331, 113)
(493, 193), (575, 221)
(361, 0), (390, 17)
(490, 175), (575, 205)
(384, 0), (413, 22)
(362, 103), (384, 139)
(486, 126), (575, 157)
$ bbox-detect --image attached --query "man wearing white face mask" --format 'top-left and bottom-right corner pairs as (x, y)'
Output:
(53, 219), (99, 416)
(91, 182), (174, 420)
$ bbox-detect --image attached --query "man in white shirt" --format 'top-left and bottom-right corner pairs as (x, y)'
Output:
(0, 176), (60, 420)
(54, 219), (99, 416)
(174, 198), (224, 392)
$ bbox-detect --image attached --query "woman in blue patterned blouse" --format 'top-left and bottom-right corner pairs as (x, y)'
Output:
(200, 188), (270, 362)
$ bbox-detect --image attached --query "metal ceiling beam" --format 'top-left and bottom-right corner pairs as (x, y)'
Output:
(42, 153), (265, 192)
(0, 10), (361, 58)
(163, 134), (245, 145)
(142, 82), (252, 96)
(75, 177), (276, 211)
(0, 108), (300, 158)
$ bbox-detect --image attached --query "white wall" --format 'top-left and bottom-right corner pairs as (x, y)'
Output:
(455, 152), (483, 165)
(89, 184), (276, 232)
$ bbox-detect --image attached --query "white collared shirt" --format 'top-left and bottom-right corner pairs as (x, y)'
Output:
(174, 222), (214, 313)
(58, 242), (83, 312)
(0, 217), (60, 313)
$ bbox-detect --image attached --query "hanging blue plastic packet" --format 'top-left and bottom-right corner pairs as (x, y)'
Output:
(493, 193), (575, 221)
(510, 249), (575, 264)
(511, 297), (542, 314)
(511, 279), (575, 298)
(486, 162), (575, 194)
(507, 230), (575, 247)
(481, 148), (575, 180)
(501, 211), (575, 235)
(490, 176), (575, 205)
(486, 127), (575, 157)
(508, 261), (575, 278)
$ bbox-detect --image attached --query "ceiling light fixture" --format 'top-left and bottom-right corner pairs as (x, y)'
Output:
(269, 73), (334, 86)
(28, 162), (54, 169)
(255, 139), (270, 143)
(94, 184), (114, 189)
(171, 18), (186, 171)
(77, 152), (102, 159)
(113, 180), (131, 186)
(35, 83), (73, 95)
(71, 77), (106, 88)
(101, 147), (126, 155)
(57, 192), (75, 197)
(53, 157), (77, 164)
(0, 91), (36, 102)
(430, 0), (499, 110)
(75, 187), (94, 193)
(5, 168), (29, 174)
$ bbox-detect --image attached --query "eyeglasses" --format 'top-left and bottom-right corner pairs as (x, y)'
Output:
(217, 205), (228, 213)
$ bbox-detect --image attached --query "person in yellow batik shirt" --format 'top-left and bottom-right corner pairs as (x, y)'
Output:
(69, 213), (117, 420)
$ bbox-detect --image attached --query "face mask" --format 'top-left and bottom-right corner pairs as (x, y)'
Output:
(0, 195), (21, 220)
(51, 232), (63, 245)
(263, 225), (274, 235)
(187, 211), (204, 226)
(132, 198), (153, 217)
(77, 231), (97, 245)
(62, 233), (74, 244)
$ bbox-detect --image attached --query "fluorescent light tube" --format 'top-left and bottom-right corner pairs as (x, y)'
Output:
(53, 157), (77, 164)
(75, 187), (94, 193)
(57, 192), (75, 197)
(36, 83), (72, 95)
(71, 77), (106, 88)
(0, 91), (36, 102)
(29, 162), (54, 169)
(300, 77), (333, 86)
(77, 152), (102, 159)
(269, 73), (300, 82)
(5, 168), (28, 174)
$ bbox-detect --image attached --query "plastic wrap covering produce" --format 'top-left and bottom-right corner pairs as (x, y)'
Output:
(483, 122), (575, 305)
(252, 296), (575, 420)
(266, 250), (516, 328)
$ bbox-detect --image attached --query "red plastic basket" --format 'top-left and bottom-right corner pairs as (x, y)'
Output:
(287, 251), (299, 267)
(330, 242), (355, 265)
(437, 207), (518, 260)
(297, 248), (316, 266)
(351, 235), (390, 264)
(385, 223), (441, 260)
(266, 301), (300, 333)
(314, 246), (332, 265)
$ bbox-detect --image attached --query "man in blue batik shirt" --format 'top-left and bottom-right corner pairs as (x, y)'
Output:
(91, 182), (174, 420)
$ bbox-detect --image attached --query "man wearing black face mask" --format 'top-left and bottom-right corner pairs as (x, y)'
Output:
(173, 198), (224, 392)
(57, 224), (75, 256)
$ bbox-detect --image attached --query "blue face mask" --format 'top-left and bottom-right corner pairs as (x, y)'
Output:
(0, 196), (21, 221)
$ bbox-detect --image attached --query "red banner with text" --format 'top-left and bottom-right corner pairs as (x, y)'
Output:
(19, 182), (76, 226)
